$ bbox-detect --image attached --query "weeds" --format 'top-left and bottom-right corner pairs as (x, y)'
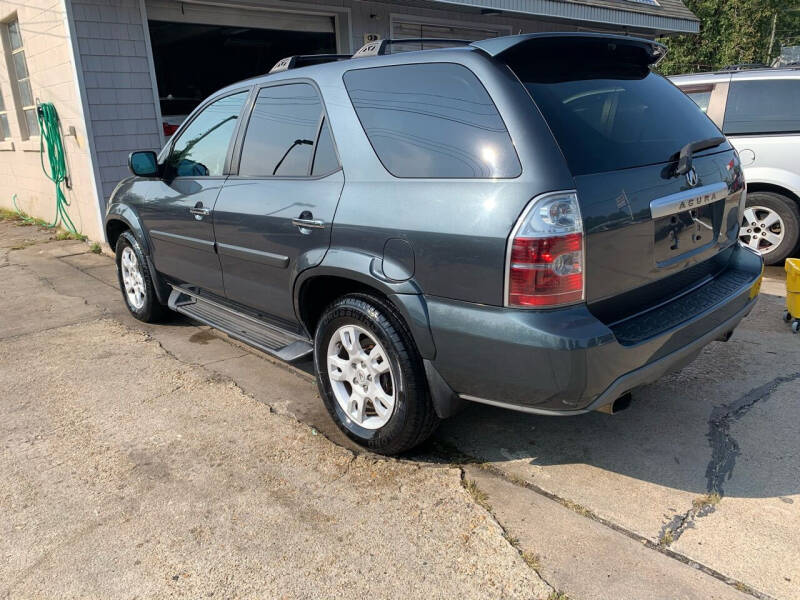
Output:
(692, 492), (721, 511)
(463, 479), (492, 513)
(521, 551), (541, 571)
(547, 592), (570, 600)
(90, 242), (102, 254)
(659, 529), (674, 547)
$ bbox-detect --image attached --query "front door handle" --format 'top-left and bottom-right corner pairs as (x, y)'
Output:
(190, 206), (211, 217)
(291, 218), (325, 230)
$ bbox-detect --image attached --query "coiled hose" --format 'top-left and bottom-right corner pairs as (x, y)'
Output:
(15, 103), (78, 234)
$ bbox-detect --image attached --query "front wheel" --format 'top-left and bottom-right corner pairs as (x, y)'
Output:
(115, 231), (168, 323)
(314, 294), (439, 455)
(739, 191), (800, 265)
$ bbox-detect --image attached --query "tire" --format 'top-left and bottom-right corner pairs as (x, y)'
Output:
(740, 191), (800, 265)
(115, 231), (168, 323)
(313, 293), (439, 455)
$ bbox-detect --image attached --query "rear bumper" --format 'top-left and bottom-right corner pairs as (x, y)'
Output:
(426, 244), (763, 414)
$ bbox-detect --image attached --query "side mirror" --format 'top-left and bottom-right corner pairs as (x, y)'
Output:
(128, 151), (159, 177)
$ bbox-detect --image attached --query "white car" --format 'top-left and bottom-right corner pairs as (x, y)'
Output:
(672, 68), (800, 264)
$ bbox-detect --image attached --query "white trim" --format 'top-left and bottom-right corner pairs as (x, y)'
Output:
(139, 0), (164, 147)
(62, 0), (106, 241)
(389, 12), (513, 38)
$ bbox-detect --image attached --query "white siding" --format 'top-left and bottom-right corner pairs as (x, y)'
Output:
(72, 0), (160, 204)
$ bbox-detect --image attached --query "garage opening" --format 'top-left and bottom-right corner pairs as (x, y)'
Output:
(147, 10), (336, 135)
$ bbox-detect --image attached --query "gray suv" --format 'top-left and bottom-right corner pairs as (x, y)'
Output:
(106, 33), (763, 454)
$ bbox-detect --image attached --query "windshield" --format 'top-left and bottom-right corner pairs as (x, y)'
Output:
(519, 68), (726, 176)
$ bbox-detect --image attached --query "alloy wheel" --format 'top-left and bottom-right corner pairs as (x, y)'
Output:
(120, 246), (146, 310)
(739, 205), (785, 256)
(326, 324), (396, 430)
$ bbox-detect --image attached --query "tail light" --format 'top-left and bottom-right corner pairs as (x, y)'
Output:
(163, 122), (179, 137)
(506, 191), (584, 308)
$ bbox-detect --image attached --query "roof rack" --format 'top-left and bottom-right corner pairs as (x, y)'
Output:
(269, 54), (352, 74)
(352, 38), (472, 58)
(719, 63), (770, 72)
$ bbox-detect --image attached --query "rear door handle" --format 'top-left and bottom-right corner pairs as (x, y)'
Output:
(189, 207), (211, 217)
(291, 218), (325, 230)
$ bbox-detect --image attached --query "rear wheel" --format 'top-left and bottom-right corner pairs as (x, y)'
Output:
(739, 191), (800, 265)
(314, 294), (439, 455)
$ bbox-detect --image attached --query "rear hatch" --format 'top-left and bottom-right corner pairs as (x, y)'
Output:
(491, 35), (745, 324)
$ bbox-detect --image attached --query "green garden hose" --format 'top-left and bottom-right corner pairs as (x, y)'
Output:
(32, 102), (78, 234)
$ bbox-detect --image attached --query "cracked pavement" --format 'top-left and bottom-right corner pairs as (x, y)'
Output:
(1, 220), (798, 599)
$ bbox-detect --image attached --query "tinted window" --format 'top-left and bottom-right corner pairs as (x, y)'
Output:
(168, 92), (247, 177)
(344, 63), (520, 178)
(511, 47), (724, 176)
(311, 118), (339, 176)
(723, 79), (800, 135)
(685, 89), (712, 113)
(239, 83), (323, 177)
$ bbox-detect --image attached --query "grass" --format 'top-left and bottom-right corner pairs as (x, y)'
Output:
(522, 551), (541, 571)
(54, 230), (88, 242)
(692, 492), (721, 511)
(659, 529), (675, 547)
(89, 242), (102, 254)
(547, 592), (570, 600)
(463, 479), (492, 513)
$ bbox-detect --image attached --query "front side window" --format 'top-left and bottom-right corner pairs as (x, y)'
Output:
(0, 87), (10, 140)
(5, 18), (37, 137)
(167, 91), (248, 177)
(723, 79), (800, 135)
(238, 83), (334, 177)
(344, 63), (521, 178)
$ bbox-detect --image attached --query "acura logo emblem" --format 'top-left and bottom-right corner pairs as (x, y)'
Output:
(686, 168), (699, 187)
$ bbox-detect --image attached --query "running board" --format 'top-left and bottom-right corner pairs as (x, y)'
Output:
(168, 286), (312, 362)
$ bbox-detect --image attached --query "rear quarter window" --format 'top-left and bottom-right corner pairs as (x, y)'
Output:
(343, 63), (521, 178)
(723, 79), (800, 135)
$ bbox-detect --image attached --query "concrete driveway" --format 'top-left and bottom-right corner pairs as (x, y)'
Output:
(2, 219), (797, 600)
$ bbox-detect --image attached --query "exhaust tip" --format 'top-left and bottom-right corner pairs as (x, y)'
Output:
(716, 330), (733, 342)
(596, 392), (632, 415)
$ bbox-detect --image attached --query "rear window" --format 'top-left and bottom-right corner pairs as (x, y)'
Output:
(343, 63), (521, 178)
(723, 79), (800, 135)
(512, 52), (724, 176)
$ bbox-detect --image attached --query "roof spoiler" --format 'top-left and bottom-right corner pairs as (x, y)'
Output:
(471, 33), (667, 66)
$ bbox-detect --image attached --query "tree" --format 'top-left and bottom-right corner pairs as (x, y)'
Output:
(657, 0), (800, 75)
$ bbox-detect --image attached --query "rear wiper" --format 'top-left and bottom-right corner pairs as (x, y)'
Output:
(674, 136), (726, 175)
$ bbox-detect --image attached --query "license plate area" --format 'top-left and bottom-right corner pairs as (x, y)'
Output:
(654, 201), (723, 266)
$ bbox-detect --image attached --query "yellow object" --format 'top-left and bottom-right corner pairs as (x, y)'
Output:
(786, 259), (800, 318)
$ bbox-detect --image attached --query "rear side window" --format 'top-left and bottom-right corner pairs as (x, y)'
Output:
(239, 83), (336, 177)
(311, 118), (339, 176)
(507, 39), (724, 176)
(723, 79), (800, 135)
(684, 88), (713, 113)
(343, 63), (521, 178)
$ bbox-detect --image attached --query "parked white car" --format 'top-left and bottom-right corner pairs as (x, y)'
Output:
(672, 68), (800, 264)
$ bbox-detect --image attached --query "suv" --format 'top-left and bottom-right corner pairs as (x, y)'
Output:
(671, 67), (800, 264)
(107, 33), (763, 454)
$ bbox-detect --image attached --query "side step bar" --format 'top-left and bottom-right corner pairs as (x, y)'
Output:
(168, 286), (313, 362)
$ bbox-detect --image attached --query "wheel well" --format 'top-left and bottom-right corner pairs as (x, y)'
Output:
(298, 275), (389, 336)
(106, 219), (130, 251)
(747, 182), (800, 205)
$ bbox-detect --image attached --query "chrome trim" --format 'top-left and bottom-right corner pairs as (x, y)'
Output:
(291, 218), (325, 230)
(649, 182), (729, 219)
(503, 189), (583, 309)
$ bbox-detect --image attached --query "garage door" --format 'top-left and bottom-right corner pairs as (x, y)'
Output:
(145, 0), (336, 135)
(390, 18), (507, 52)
